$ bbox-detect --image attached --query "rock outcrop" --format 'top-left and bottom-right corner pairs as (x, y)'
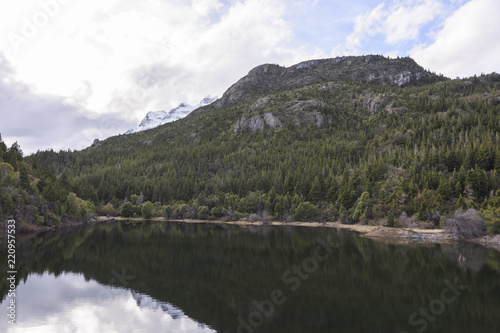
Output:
(233, 112), (282, 133)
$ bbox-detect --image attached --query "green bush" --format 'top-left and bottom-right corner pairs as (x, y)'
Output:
(141, 201), (154, 219)
(386, 213), (397, 228)
(175, 204), (189, 219)
(98, 203), (119, 217)
(481, 206), (500, 235)
(197, 206), (210, 220)
(161, 205), (172, 219)
(210, 206), (223, 218)
(120, 202), (134, 218)
(294, 202), (319, 221)
(65, 192), (94, 220)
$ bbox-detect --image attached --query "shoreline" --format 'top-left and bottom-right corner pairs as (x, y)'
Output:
(94, 216), (500, 250)
(4, 216), (499, 251)
(96, 216), (384, 232)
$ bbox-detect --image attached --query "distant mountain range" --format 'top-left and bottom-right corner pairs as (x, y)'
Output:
(126, 96), (218, 134)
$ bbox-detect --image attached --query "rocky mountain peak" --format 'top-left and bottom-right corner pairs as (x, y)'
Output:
(215, 55), (447, 108)
(248, 63), (284, 76)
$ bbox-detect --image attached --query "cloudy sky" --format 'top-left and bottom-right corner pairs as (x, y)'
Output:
(0, 0), (498, 154)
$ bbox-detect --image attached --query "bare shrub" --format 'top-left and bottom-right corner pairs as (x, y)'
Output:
(341, 216), (355, 225)
(261, 210), (272, 225)
(425, 211), (442, 226)
(444, 209), (486, 239)
(418, 221), (435, 229)
(398, 212), (418, 228)
(249, 210), (272, 224)
(249, 214), (261, 222)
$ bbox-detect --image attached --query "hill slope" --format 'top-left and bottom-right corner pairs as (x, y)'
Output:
(0, 136), (93, 228)
(27, 55), (500, 227)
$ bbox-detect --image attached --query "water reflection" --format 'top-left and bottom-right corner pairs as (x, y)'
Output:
(1, 221), (499, 333)
(0, 272), (215, 333)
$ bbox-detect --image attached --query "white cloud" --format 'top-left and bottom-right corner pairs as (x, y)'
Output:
(334, 0), (443, 56)
(411, 0), (500, 78)
(0, 52), (133, 154)
(106, 0), (302, 120)
(0, 0), (303, 119)
(192, 0), (224, 16)
(343, 3), (387, 54)
(384, 0), (443, 44)
(0, 0), (319, 152)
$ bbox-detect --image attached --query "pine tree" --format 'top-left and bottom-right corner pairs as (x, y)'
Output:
(19, 162), (31, 190)
(481, 206), (500, 235)
(338, 187), (353, 209)
(386, 212), (397, 227)
(417, 204), (426, 221)
(0, 134), (7, 161)
(4, 194), (13, 215)
(495, 149), (500, 172)
(59, 171), (71, 191)
(436, 178), (451, 201)
(456, 195), (467, 210)
(326, 178), (339, 203)
(353, 191), (373, 222)
(6, 142), (23, 170)
(309, 176), (323, 202)
(463, 148), (475, 170)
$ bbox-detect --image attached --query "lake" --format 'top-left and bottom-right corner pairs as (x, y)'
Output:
(1, 221), (500, 332)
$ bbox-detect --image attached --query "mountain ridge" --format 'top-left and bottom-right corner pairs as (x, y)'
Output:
(211, 55), (447, 109)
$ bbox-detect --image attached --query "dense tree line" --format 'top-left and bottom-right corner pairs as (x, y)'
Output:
(0, 134), (93, 227)
(21, 72), (500, 234)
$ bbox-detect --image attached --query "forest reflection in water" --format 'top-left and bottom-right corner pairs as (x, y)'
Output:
(1, 221), (499, 333)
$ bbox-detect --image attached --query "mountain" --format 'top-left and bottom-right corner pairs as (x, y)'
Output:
(125, 96), (217, 134)
(23, 55), (500, 232)
(131, 291), (185, 319)
(211, 55), (444, 108)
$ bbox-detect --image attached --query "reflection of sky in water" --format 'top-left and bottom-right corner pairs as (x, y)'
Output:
(0, 272), (215, 333)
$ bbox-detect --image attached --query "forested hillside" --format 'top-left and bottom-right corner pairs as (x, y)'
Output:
(23, 56), (500, 232)
(0, 136), (94, 229)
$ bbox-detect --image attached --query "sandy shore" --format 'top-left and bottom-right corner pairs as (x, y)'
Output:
(95, 216), (500, 250)
(96, 216), (380, 231)
(96, 216), (443, 239)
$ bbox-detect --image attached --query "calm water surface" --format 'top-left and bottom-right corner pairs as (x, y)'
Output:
(1, 221), (500, 333)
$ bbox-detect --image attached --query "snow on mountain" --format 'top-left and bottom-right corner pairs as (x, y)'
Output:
(131, 291), (213, 330)
(126, 96), (217, 134)
(131, 290), (185, 319)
